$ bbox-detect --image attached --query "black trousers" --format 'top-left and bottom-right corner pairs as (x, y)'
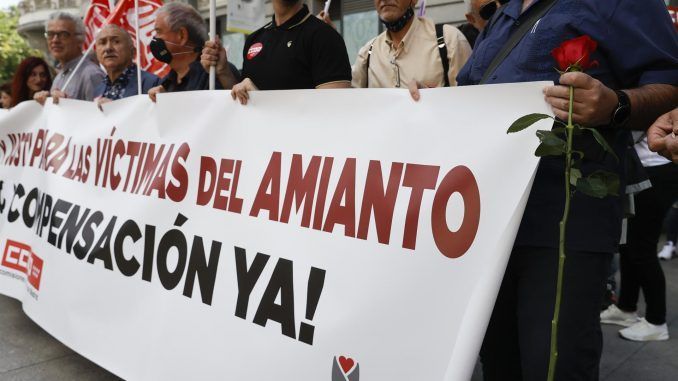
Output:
(480, 246), (611, 381)
(618, 163), (678, 325)
(664, 202), (678, 244)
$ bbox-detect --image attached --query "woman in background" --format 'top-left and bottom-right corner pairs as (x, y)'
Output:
(10, 57), (52, 107)
(0, 83), (12, 109)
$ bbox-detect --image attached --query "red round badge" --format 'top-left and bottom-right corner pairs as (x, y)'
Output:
(247, 43), (263, 60)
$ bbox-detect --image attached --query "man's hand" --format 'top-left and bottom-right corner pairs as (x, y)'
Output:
(201, 36), (229, 75)
(407, 81), (437, 102)
(231, 78), (258, 105)
(96, 97), (112, 111)
(51, 90), (67, 105)
(647, 108), (678, 163)
(148, 85), (165, 103)
(201, 36), (237, 89)
(543, 71), (618, 126)
(33, 90), (50, 105)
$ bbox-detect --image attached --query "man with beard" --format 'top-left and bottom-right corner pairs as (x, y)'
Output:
(34, 12), (105, 104)
(349, 0), (471, 89)
(94, 24), (160, 103)
(147, 2), (239, 102)
(201, 0), (351, 105)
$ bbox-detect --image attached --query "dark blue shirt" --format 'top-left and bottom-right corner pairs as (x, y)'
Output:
(94, 64), (161, 99)
(458, 0), (678, 253)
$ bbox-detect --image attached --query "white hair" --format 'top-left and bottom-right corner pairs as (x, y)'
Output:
(45, 11), (85, 42)
(157, 2), (207, 47)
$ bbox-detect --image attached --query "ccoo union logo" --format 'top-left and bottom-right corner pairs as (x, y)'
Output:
(1, 239), (44, 290)
(332, 355), (359, 381)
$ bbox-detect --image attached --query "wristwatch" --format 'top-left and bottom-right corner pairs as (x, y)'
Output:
(610, 90), (631, 128)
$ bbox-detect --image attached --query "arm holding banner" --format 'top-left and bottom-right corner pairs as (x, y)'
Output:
(201, 36), (238, 89)
(648, 108), (678, 163)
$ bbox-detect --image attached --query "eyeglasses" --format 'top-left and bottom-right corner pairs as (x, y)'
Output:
(479, 0), (509, 21)
(44, 31), (79, 40)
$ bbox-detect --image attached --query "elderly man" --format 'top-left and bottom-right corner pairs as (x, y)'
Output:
(350, 0), (471, 89)
(34, 12), (105, 104)
(201, 0), (351, 105)
(648, 108), (678, 164)
(94, 24), (160, 102)
(455, 0), (678, 380)
(147, 2), (239, 102)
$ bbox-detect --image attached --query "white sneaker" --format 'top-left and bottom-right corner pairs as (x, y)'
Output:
(658, 241), (675, 260)
(619, 318), (669, 341)
(600, 304), (640, 327)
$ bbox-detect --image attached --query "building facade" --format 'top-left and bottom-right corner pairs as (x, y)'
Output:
(16, 0), (468, 68)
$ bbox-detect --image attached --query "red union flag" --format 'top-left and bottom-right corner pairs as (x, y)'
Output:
(83, 0), (114, 50)
(108, 0), (170, 77)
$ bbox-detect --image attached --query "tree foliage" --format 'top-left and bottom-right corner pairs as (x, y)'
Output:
(0, 7), (43, 84)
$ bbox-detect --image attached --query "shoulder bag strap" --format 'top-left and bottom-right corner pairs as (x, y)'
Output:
(435, 24), (450, 87)
(479, 0), (559, 84)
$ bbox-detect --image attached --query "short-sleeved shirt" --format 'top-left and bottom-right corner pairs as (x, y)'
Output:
(457, 0), (678, 254)
(352, 17), (472, 88)
(51, 55), (106, 101)
(94, 64), (161, 100)
(241, 5), (352, 90)
(161, 58), (240, 92)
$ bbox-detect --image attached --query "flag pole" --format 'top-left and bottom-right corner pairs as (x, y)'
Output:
(135, 0), (142, 95)
(209, 0), (216, 90)
(61, 41), (96, 95)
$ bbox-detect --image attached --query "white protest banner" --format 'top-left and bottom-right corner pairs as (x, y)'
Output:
(0, 83), (552, 381)
(227, 0), (267, 34)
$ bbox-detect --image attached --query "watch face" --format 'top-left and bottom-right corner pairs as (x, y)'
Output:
(613, 104), (631, 125)
(613, 91), (631, 126)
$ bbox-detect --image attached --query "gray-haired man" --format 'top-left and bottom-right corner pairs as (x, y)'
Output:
(147, 2), (239, 102)
(34, 12), (105, 104)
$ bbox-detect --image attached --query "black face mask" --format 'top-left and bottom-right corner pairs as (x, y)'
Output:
(380, 6), (415, 33)
(149, 37), (197, 64)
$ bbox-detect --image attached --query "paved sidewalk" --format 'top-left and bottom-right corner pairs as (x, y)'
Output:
(1, 259), (677, 380)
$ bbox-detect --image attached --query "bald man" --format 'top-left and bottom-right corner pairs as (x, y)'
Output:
(94, 24), (160, 102)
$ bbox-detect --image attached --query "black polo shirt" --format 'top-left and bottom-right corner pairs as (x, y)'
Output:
(241, 5), (351, 90)
(162, 58), (240, 92)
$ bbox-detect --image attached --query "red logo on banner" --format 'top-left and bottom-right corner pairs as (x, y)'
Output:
(2, 239), (31, 273)
(1, 240), (44, 290)
(247, 43), (263, 60)
(332, 355), (359, 380)
(27, 253), (44, 290)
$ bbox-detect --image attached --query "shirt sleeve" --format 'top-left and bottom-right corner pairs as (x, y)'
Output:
(82, 65), (106, 101)
(310, 24), (352, 87)
(585, 0), (678, 88)
(443, 25), (472, 87)
(351, 39), (375, 88)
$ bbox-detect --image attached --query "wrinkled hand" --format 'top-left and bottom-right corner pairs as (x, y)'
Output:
(148, 85), (165, 103)
(317, 11), (336, 29)
(33, 90), (50, 105)
(96, 97), (112, 110)
(51, 90), (67, 105)
(647, 108), (678, 163)
(408, 81), (437, 102)
(543, 71), (618, 126)
(231, 78), (258, 105)
(201, 36), (230, 76)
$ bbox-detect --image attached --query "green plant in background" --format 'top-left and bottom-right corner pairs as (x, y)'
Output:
(0, 6), (43, 84)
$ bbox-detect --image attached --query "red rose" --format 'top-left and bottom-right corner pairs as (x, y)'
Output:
(551, 35), (599, 72)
